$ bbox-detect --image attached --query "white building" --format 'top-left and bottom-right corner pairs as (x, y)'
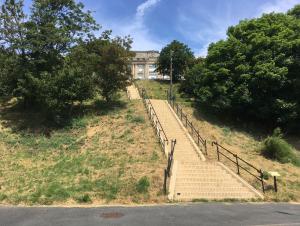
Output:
(131, 51), (163, 79)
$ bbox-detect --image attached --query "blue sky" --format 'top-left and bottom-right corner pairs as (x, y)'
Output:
(16, 0), (300, 55)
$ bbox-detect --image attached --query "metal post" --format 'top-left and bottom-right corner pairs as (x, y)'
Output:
(274, 176), (278, 192)
(235, 154), (240, 175)
(164, 169), (167, 194)
(180, 108), (182, 120)
(197, 132), (200, 145)
(217, 144), (220, 161)
(260, 169), (265, 193)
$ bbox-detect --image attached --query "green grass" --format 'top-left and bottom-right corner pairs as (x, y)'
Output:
(261, 134), (300, 166)
(0, 95), (166, 205)
(135, 80), (191, 104)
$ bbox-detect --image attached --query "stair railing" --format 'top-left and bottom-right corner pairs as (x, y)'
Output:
(135, 83), (169, 151)
(166, 90), (208, 156)
(211, 141), (277, 193)
(164, 139), (176, 194)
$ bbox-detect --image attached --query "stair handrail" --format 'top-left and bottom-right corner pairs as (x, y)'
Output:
(164, 139), (176, 194)
(166, 90), (208, 155)
(211, 141), (276, 193)
(135, 82), (169, 149)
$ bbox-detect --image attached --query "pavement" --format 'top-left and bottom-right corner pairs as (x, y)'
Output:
(0, 203), (299, 226)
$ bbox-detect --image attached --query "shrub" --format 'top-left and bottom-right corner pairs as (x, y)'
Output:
(75, 194), (92, 203)
(261, 129), (300, 166)
(136, 176), (150, 193)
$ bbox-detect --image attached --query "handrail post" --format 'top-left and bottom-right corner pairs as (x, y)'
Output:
(260, 169), (265, 193)
(216, 143), (220, 161)
(191, 122), (193, 136)
(180, 108), (183, 120)
(274, 176), (278, 192)
(235, 154), (240, 175)
(164, 169), (167, 194)
(185, 115), (187, 127)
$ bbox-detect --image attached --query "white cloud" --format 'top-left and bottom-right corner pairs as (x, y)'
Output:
(104, 0), (164, 51)
(259, 0), (300, 15)
(137, 0), (161, 17)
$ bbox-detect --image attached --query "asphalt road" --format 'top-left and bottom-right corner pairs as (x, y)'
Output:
(0, 203), (299, 226)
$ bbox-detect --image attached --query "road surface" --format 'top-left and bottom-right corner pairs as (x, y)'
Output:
(0, 203), (299, 226)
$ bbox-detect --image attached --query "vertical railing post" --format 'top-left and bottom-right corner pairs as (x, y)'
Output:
(235, 154), (240, 175)
(274, 176), (278, 192)
(180, 108), (183, 120)
(204, 140), (208, 155)
(260, 169), (265, 193)
(216, 143), (220, 161)
(164, 169), (167, 194)
(191, 123), (194, 136)
(185, 115), (188, 127)
(197, 132), (200, 145)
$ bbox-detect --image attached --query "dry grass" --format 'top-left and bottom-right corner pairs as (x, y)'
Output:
(137, 80), (300, 202)
(0, 94), (166, 205)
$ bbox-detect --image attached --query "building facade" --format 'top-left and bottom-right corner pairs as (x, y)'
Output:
(131, 51), (163, 79)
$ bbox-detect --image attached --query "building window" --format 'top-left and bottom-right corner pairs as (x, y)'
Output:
(149, 64), (157, 78)
(137, 64), (145, 79)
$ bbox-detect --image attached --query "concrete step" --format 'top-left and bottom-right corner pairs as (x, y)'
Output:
(174, 193), (256, 200)
(147, 99), (261, 201)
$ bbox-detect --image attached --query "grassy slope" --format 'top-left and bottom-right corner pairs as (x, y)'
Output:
(136, 80), (300, 202)
(0, 95), (166, 205)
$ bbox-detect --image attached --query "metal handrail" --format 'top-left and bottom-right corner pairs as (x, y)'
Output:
(144, 95), (169, 146)
(166, 91), (207, 155)
(212, 141), (267, 193)
(164, 139), (176, 194)
(135, 83), (169, 148)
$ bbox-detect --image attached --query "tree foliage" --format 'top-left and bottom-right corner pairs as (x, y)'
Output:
(157, 40), (194, 81)
(188, 6), (300, 131)
(0, 0), (133, 122)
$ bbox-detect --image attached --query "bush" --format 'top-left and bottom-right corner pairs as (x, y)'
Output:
(136, 176), (150, 193)
(261, 129), (300, 166)
(75, 194), (92, 203)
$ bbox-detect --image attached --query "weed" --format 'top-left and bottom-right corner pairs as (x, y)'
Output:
(75, 194), (92, 203)
(136, 176), (150, 193)
(0, 193), (7, 201)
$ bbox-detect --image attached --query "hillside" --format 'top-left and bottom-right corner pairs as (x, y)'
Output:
(0, 94), (166, 205)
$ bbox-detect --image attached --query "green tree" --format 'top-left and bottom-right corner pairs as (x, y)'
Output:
(72, 32), (133, 102)
(17, 0), (98, 107)
(189, 7), (300, 131)
(0, 0), (27, 95)
(157, 40), (194, 82)
(180, 57), (205, 95)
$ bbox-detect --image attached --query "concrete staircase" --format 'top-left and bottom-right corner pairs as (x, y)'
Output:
(150, 99), (262, 201)
(126, 84), (141, 100)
